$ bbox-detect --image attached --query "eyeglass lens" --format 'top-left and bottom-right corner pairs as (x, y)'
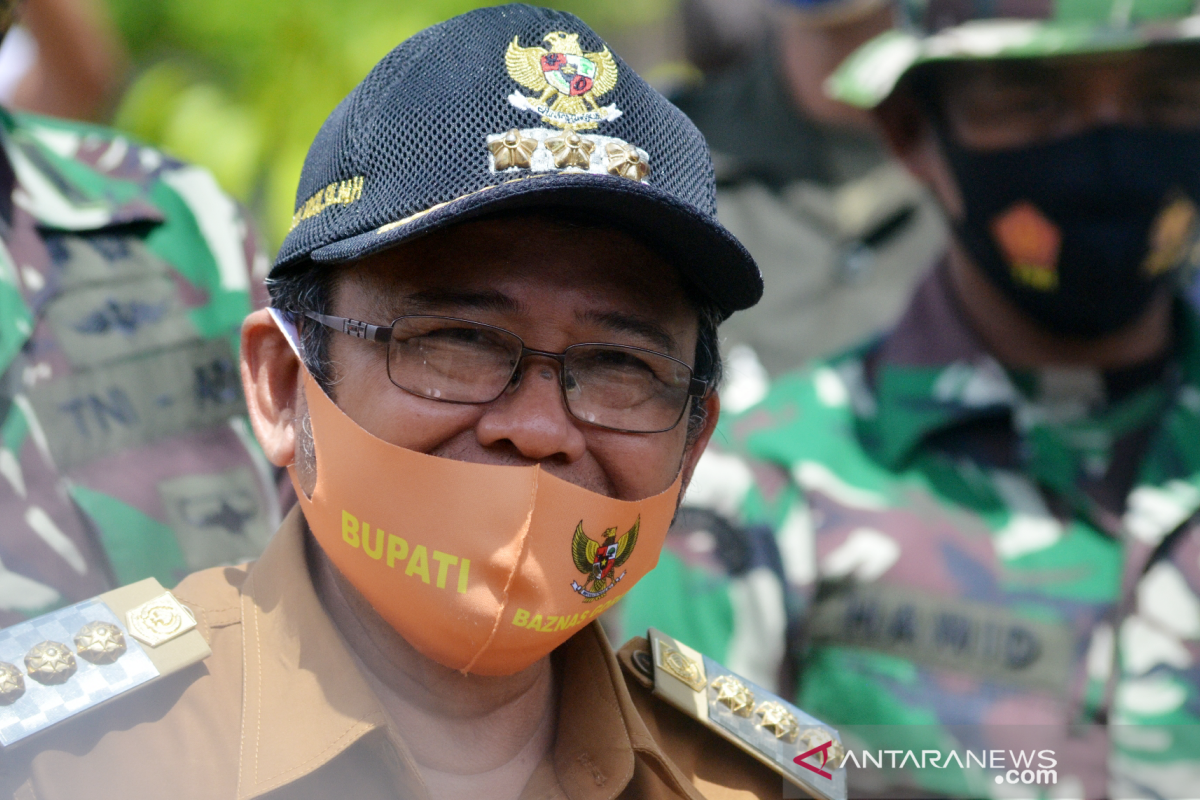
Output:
(385, 316), (694, 433)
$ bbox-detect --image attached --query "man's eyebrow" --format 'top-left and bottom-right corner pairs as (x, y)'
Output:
(578, 310), (680, 355)
(379, 288), (524, 316)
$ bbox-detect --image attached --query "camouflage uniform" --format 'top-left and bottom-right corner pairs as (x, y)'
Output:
(620, 2), (1200, 796)
(0, 109), (279, 628)
(671, 43), (947, 376)
(619, 263), (1200, 797)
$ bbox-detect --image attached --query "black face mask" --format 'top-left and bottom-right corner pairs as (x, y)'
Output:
(938, 126), (1200, 338)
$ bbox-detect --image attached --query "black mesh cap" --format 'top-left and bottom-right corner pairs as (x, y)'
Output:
(272, 3), (762, 317)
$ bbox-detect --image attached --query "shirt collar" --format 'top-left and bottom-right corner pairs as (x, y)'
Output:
(858, 260), (1017, 467)
(236, 507), (670, 800)
(860, 260), (1200, 470)
(0, 107), (164, 231)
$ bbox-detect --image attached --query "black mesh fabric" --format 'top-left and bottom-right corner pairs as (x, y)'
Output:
(273, 3), (762, 315)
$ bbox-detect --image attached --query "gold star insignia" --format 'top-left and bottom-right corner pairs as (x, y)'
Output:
(710, 675), (755, 717)
(488, 129), (538, 170)
(604, 142), (649, 181)
(754, 701), (799, 742)
(545, 130), (594, 169)
(25, 641), (76, 685)
(797, 728), (845, 767)
(0, 661), (24, 705)
(75, 621), (127, 665)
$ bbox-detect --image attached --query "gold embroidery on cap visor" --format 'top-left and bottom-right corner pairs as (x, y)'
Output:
(289, 176), (365, 231)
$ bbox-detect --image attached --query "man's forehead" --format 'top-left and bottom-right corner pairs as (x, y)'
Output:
(344, 216), (692, 309)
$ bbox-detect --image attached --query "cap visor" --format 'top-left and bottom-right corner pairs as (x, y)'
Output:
(829, 18), (1200, 109)
(296, 171), (762, 316)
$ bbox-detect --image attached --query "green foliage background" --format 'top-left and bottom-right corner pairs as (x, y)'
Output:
(105, 0), (676, 248)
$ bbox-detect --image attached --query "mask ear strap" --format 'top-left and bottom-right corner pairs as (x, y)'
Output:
(268, 307), (304, 359)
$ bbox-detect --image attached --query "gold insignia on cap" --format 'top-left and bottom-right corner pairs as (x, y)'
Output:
(797, 727), (845, 766)
(604, 142), (649, 181)
(0, 661), (24, 704)
(658, 643), (706, 692)
(75, 621), (127, 665)
(25, 641), (77, 685)
(488, 129), (539, 170)
(710, 674), (755, 717)
(126, 593), (197, 648)
(505, 33), (620, 131)
(545, 130), (594, 169)
(754, 701), (800, 742)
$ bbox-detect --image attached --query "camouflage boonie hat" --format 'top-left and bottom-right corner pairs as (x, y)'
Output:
(828, 0), (1200, 108)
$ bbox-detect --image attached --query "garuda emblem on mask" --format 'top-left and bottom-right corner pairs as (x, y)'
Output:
(570, 517), (638, 601)
(505, 32), (620, 130)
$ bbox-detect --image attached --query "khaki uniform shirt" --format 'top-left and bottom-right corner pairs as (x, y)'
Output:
(1, 508), (783, 800)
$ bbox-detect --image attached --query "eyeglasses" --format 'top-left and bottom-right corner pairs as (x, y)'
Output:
(303, 312), (709, 434)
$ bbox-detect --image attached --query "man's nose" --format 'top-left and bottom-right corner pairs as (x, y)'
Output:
(473, 360), (588, 463)
(1080, 65), (1129, 127)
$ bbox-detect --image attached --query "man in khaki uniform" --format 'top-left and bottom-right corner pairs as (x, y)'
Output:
(0, 6), (849, 799)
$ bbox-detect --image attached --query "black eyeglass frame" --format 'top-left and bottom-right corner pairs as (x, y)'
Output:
(302, 311), (710, 434)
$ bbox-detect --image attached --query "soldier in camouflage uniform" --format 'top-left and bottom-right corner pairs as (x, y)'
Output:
(0, 18), (278, 626)
(675, 0), (949, 377)
(618, 1), (1200, 796)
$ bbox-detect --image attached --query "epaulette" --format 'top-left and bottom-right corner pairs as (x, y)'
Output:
(637, 628), (847, 800)
(0, 578), (211, 748)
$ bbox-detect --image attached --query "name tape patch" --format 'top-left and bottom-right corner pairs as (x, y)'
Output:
(807, 584), (1073, 693)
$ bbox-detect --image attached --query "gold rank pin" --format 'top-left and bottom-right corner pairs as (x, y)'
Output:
(0, 578), (211, 749)
(645, 628), (847, 800)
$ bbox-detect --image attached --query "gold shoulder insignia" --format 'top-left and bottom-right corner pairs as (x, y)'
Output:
(0, 578), (211, 748)
(645, 628), (847, 800)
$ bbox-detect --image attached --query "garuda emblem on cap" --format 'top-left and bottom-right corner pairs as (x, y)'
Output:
(505, 32), (620, 130)
(569, 517), (638, 602)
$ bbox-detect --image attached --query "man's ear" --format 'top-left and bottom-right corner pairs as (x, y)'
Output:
(874, 86), (965, 220)
(874, 86), (927, 161)
(240, 308), (302, 468)
(680, 391), (721, 493)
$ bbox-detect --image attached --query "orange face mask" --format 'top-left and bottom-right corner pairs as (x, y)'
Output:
(282, 317), (683, 676)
